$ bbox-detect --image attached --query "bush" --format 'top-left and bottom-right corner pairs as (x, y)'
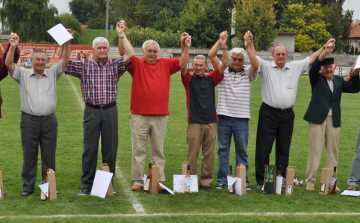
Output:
(111, 26), (181, 48)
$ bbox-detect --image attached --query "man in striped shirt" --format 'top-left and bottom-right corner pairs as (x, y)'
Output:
(208, 31), (258, 190)
(65, 20), (134, 195)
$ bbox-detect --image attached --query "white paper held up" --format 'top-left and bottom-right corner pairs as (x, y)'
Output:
(39, 182), (49, 197)
(47, 23), (74, 45)
(354, 55), (360, 70)
(91, 170), (113, 198)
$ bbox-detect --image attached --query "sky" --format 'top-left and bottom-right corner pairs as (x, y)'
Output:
(51, 0), (359, 21)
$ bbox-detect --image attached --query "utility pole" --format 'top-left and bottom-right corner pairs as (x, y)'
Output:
(105, 0), (109, 39)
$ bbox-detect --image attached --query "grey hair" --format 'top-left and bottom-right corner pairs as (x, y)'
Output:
(92, 37), (109, 49)
(194, 54), (207, 64)
(31, 49), (47, 59)
(142, 40), (160, 51)
(229, 48), (247, 58)
(272, 44), (288, 54)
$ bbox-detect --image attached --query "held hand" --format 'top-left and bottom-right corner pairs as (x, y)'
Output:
(324, 41), (335, 54)
(244, 31), (253, 48)
(349, 63), (360, 76)
(116, 20), (127, 35)
(181, 32), (189, 45)
(219, 31), (228, 47)
(185, 35), (191, 48)
(67, 29), (74, 36)
(8, 32), (19, 47)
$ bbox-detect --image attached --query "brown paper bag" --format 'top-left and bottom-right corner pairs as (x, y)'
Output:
(285, 166), (295, 195)
(149, 163), (159, 194)
(45, 168), (57, 200)
(182, 161), (188, 175)
(0, 168), (3, 200)
(100, 163), (114, 196)
(319, 166), (330, 195)
(236, 164), (246, 195)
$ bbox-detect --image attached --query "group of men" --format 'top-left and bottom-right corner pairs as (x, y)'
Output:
(1, 19), (360, 196)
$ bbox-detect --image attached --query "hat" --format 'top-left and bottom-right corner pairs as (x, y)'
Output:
(321, 58), (334, 66)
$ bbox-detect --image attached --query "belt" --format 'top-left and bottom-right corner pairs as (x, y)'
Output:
(86, 101), (116, 110)
(22, 111), (53, 118)
(262, 102), (292, 113)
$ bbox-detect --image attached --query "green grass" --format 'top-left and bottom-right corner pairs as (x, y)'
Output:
(1, 73), (360, 222)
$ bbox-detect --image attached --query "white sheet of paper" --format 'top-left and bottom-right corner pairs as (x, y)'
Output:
(90, 170), (113, 198)
(227, 176), (236, 190)
(47, 23), (74, 45)
(354, 55), (360, 70)
(276, 176), (283, 195)
(234, 177), (242, 196)
(39, 182), (49, 197)
(159, 182), (174, 195)
(341, 190), (360, 196)
(173, 175), (198, 193)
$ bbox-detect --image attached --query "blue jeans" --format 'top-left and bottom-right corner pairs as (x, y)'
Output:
(217, 115), (249, 185)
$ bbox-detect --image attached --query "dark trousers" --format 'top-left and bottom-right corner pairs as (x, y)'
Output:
(255, 103), (294, 185)
(21, 112), (57, 192)
(81, 105), (118, 190)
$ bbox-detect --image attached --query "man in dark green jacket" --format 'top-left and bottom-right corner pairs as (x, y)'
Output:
(304, 39), (360, 191)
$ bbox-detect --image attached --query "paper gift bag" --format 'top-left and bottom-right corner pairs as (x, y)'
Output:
(264, 165), (276, 194)
(285, 166), (295, 195)
(319, 166), (330, 195)
(100, 163), (114, 196)
(45, 168), (57, 200)
(0, 168), (3, 200)
(236, 164), (246, 195)
(149, 163), (159, 194)
(182, 161), (188, 175)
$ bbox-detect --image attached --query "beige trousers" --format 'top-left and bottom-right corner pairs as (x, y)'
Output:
(186, 122), (217, 187)
(305, 115), (340, 186)
(131, 114), (168, 186)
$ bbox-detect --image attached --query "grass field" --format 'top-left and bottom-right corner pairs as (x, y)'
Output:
(1, 72), (360, 222)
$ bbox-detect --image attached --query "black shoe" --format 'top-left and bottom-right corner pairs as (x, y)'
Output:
(21, 191), (33, 196)
(200, 185), (212, 191)
(56, 191), (60, 194)
(246, 185), (252, 191)
(215, 183), (225, 189)
(113, 188), (117, 194)
(78, 188), (90, 195)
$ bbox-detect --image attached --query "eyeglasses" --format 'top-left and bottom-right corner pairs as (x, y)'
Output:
(274, 53), (287, 57)
(231, 57), (244, 62)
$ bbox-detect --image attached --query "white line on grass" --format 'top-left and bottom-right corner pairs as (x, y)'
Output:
(3, 212), (360, 219)
(66, 75), (146, 214)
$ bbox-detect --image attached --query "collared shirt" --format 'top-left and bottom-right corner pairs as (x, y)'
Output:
(65, 57), (130, 105)
(326, 77), (334, 114)
(9, 60), (63, 116)
(257, 56), (310, 109)
(217, 64), (257, 119)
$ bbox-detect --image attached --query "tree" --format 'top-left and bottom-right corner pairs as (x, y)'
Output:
(279, 3), (332, 52)
(69, 0), (107, 24)
(0, 0), (58, 42)
(178, 0), (224, 49)
(233, 0), (277, 50)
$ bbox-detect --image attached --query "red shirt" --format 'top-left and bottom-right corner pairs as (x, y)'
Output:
(128, 57), (180, 115)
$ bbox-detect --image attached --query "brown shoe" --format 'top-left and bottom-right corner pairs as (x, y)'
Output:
(335, 187), (341, 192)
(131, 185), (142, 191)
(347, 185), (357, 191)
(306, 186), (315, 191)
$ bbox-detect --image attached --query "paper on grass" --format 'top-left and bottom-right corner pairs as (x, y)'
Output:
(341, 190), (360, 196)
(227, 176), (236, 190)
(39, 182), (49, 197)
(276, 176), (283, 195)
(354, 55), (360, 70)
(47, 23), (74, 45)
(159, 182), (174, 195)
(91, 170), (113, 198)
(234, 177), (242, 196)
(173, 175), (198, 193)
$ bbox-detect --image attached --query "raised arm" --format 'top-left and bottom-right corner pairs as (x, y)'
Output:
(318, 39), (335, 62)
(58, 29), (74, 63)
(117, 20), (134, 65)
(5, 32), (19, 75)
(244, 31), (258, 79)
(208, 32), (228, 70)
(180, 33), (191, 78)
(309, 38), (335, 65)
(217, 32), (228, 74)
